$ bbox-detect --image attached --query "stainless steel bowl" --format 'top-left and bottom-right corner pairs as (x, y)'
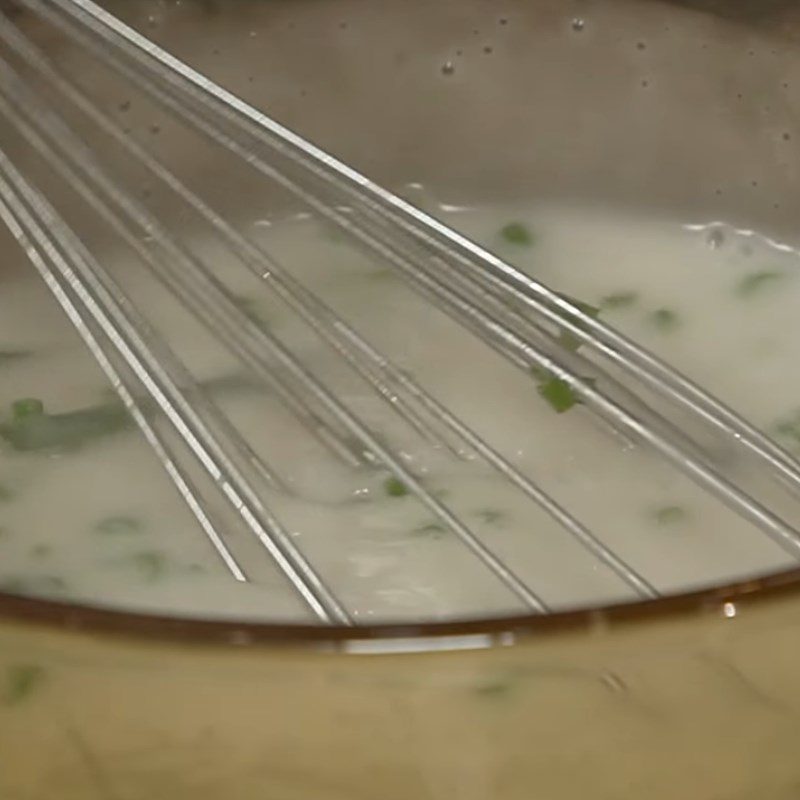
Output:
(3, 1), (800, 797)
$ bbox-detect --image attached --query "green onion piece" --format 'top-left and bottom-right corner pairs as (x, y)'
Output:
(384, 477), (409, 498)
(736, 270), (785, 298)
(413, 522), (446, 537)
(3, 373), (265, 454)
(601, 291), (638, 309)
(648, 308), (679, 332)
(12, 397), (44, 420)
(0, 350), (31, 365)
(533, 367), (596, 414)
(94, 515), (144, 536)
(130, 551), (169, 582)
(653, 505), (687, 525)
(4, 665), (44, 706)
(45, 372), (269, 454)
(499, 221), (534, 247)
(774, 412), (800, 447)
(474, 681), (513, 697)
(537, 376), (580, 413)
(477, 509), (504, 524)
(0, 398), (131, 453)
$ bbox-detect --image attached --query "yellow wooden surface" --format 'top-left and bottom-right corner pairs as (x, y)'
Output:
(3, 589), (800, 799)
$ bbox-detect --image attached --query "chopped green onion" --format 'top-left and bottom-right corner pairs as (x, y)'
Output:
(477, 509), (504, 524)
(12, 397), (44, 420)
(653, 505), (687, 525)
(0, 398), (131, 453)
(4, 665), (44, 706)
(537, 376), (580, 413)
(648, 308), (679, 332)
(29, 544), (52, 560)
(129, 551), (169, 582)
(8, 373), (267, 454)
(736, 270), (785, 298)
(384, 477), (409, 498)
(0, 350), (31, 365)
(413, 522), (446, 537)
(499, 221), (534, 247)
(601, 291), (638, 309)
(474, 680), (513, 697)
(94, 515), (144, 536)
(774, 411), (800, 448)
(532, 367), (596, 414)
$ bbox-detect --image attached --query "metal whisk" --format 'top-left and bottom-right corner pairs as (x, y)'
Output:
(2, 0), (800, 625)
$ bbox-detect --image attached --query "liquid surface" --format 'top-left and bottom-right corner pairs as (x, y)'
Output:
(1, 200), (799, 623)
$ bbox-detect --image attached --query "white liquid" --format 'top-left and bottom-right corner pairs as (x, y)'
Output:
(1, 200), (799, 623)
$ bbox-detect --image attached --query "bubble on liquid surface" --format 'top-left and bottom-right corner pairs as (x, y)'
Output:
(571, 18), (585, 32)
(441, 61), (455, 76)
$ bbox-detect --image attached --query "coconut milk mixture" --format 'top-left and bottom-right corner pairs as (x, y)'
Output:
(1, 200), (799, 622)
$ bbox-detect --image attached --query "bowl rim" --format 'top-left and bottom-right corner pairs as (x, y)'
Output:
(2, 566), (799, 647)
